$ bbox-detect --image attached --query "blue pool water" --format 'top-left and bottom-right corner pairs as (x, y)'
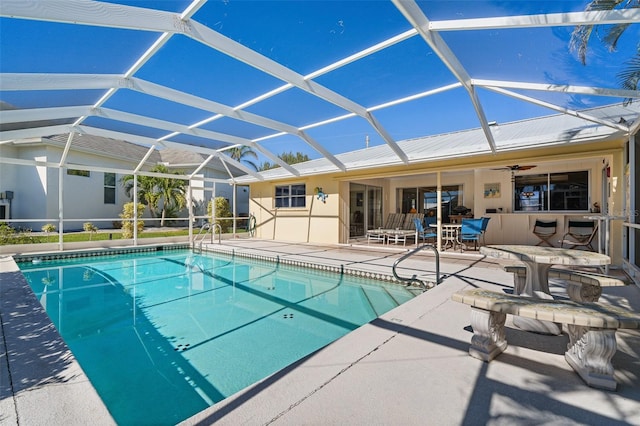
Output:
(20, 249), (417, 425)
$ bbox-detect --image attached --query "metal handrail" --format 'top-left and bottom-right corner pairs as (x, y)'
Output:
(392, 244), (441, 290)
(193, 223), (222, 251)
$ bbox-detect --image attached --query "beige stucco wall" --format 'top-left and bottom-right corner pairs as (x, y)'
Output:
(249, 176), (340, 244)
(247, 139), (627, 265)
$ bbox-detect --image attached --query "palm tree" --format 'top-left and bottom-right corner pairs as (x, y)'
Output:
(153, 164), (187, 227)
(120, 164), (187, 226)
(227, 146), (259, 171)
(120, 173), (159, 219)
(570, 0), (639, 104)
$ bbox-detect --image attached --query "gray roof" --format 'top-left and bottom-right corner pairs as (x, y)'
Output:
(48, 133), (163, 166)
(237, 103), (639, 182)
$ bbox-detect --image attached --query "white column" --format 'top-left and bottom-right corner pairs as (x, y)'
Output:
(58, 167), (64, 251)
(133, 175), (138, 246)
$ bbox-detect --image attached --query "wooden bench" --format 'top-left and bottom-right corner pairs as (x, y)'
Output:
(504, 265), (627, 303)
(452, 288), (640, 390)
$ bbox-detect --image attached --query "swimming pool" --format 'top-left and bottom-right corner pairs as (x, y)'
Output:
(20, 249), (418, 425)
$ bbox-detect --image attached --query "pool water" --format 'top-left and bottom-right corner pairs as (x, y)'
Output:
(20, 249), (418, 425)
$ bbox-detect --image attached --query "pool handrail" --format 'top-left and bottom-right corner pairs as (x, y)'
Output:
(392, 244), (440, 290)
(193, 223), (222, 251)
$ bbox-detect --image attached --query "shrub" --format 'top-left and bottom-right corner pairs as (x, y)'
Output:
(207, 197), (232, 233)
(0, 223), (42, 245)
(0, 222), (14, 245)
(83, 222), (99, 240)
(119, 202), (145, 238)
(42, 223), (57, 242)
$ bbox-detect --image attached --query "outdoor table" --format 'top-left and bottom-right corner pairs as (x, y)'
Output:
(479, 245), (611, 334)
(430, 223), (461, 250)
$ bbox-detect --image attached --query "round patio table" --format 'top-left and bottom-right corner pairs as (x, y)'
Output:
(430, 223), (461, 251)
(479, 245), (611, 334)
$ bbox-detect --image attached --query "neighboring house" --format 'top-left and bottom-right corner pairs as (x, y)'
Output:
(238, 103), (640, 267)
(0, 133), (247, 231)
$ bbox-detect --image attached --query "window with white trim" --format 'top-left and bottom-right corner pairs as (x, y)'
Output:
(104, 172), (116, 204)
(275, 184), (306, 208)
(514, 171), (589, 212)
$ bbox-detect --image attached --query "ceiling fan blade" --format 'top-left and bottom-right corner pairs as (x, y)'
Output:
(490, 165), (537, 171)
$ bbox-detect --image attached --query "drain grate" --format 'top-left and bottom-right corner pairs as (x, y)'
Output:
(174, 343), (191, 351)
(283, 313), (294, 319)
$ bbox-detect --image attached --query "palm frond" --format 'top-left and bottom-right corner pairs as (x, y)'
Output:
(569, 0), (627, 64)
(618, 49), (640, 104)
(603, 22), (631, 51)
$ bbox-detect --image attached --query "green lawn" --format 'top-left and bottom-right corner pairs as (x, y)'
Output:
(2, 229), (192, 245)
(62, 229), (191, 242)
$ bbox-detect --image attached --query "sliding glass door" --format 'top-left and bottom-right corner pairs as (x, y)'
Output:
(349, 183), (382, 237)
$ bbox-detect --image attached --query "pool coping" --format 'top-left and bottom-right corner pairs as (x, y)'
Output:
(0, 254), (116, 425)
(4, 242), (637, 425)
(1, 242), (431, 425)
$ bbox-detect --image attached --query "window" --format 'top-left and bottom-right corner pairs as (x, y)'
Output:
(514, 171), (589, 212)
(422, 185), (463, 221)
(67, 169), (90, 177)
(275, 184), (306, 208)
(104, 172), (116, 204)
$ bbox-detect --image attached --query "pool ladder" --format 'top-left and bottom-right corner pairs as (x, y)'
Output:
(392, 244), (441, 290)
(193, 223), (222, 252)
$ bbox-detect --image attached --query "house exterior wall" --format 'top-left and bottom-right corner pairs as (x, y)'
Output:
(247, 139), (626, 265)
(250, 176), (339, 244)
(11, 146), (49, 227)
(1, 139), (239, 231)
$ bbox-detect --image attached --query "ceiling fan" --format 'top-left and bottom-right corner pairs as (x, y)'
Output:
(491, 165), (536, 171)
(491, 165), (537, 182)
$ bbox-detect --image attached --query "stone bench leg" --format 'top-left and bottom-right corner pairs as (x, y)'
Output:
(510, 272), (526, 295)
(566, 282), (602, 302)
(469, 308), (507, 362)
(565, 324), (617, 390)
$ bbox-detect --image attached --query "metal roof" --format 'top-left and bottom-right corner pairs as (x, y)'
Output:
(236, 102), (640, 182)
(1, 1), (639, 182)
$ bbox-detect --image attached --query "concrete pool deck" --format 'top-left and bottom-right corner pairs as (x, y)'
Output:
(1, 240), (639, 425)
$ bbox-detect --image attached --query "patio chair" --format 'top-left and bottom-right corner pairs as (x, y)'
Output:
(413, 218), (437, 245)
(424, 215), (437, 229)
(480, 216), (491, 245)
(560, 220), (598, 251)
(532, 219), (557, 247)
(459, 218), (483, 251)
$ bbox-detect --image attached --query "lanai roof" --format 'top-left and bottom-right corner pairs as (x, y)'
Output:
(1, 1), (639, 182)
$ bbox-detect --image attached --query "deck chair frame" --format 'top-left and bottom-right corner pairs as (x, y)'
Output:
(532, 219), (557, 247)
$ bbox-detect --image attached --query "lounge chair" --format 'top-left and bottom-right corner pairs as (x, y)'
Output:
(383, 213), (405, 230)
(403, 213), (424, 230)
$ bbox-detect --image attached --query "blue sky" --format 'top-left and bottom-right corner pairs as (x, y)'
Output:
(1, 1), (638, 164)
